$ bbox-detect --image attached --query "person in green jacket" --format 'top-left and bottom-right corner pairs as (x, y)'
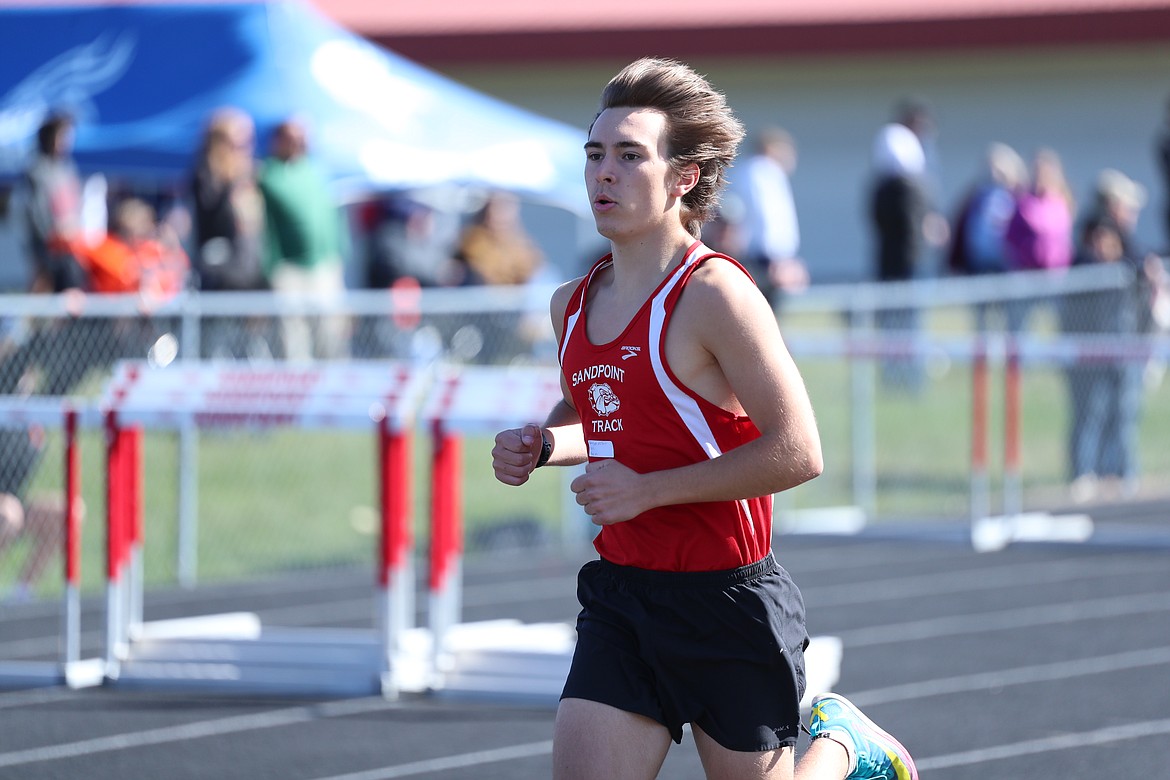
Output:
(258, 118), (349, 361)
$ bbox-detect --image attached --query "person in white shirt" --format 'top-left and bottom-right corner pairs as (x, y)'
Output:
(729, 127), (809, 309)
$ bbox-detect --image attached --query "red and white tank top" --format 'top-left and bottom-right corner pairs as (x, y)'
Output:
(558, 241), (773, 572)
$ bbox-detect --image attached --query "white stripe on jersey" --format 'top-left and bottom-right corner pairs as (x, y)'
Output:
(648, 244), (754, 530)
(559, 260), (608, 367)
(648, 243), (721, 458)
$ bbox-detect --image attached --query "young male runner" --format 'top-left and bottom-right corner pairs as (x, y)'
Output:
(492, 57), (917, 780)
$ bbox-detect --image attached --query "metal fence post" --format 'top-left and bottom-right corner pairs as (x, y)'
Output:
(177, 293), (200, 587)
(849, 306), (877, 520)
(1003, 336), (1023, 519)
(177, 413), (198, 589)
(970, 336), (992, 527)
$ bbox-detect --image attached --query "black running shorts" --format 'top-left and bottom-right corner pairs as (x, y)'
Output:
(561, 553), (809, 752)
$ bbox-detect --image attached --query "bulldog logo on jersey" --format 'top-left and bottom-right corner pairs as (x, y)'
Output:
(587, 382), (621, 416)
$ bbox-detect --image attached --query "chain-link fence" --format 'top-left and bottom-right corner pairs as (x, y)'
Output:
(0, 420), (78, 602)
(0, 286), (573, 613)
(780, 260), (1170, 530)
(1, 263), (1168, 610)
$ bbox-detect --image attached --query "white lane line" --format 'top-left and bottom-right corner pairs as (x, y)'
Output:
(2, 643), (1167, 775)
(8, 551), (1159, 656)
(846, 645), (1170, 707)
(3, 552), (1162, 658)
(842, 646), (1170, 773)
(809, 555), (1167, 608)
(306, 646), (1170, 778)
(836, 590), (1170, 647)
(5, 553), (1163, 658)
(307, 741), (555, 780)
(0, 696), (400, 770)
(916, 717), (1170, 771)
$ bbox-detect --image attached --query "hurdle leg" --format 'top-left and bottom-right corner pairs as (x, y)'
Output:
(61, 408), (81, 672)
(58, 408), (105, 689)
(969, 338), (1000, 551)
(104, 411), (130, 678)
(378, 421), (413, 696)
(428, 425), (463, 683)
(126, 426), (145, 639)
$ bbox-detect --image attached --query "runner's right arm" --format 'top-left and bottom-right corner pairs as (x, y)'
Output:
(491, 278), (585, 486)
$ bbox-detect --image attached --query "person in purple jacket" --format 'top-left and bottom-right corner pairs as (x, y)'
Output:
(1004, 148), (1076, 332)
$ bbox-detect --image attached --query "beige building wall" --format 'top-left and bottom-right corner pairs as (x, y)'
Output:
(439, 44), (1170, 282)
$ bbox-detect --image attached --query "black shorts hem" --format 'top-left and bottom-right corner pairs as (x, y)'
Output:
(744, 735), (800, 753)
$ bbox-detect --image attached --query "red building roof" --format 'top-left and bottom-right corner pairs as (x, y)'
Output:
(311, 0), (1170, 64)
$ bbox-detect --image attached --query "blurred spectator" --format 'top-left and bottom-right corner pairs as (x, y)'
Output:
(727, 127), (808, 309)
(949, 142), (1029, 277)
(190, 107), (266, 293)
(366, 195), (459, 290)
(948, 142), (1029, 331)
(0, 182), (32, 292)
(894, 98), (940, 191)
(451, 190), (546, 363)
(23, 112), (86, 293)
(453, 190), (542, 287)
(82, 196), (190, 364)
(85, 196), (189, 298)
(870, 122), (934, 283)
(1005, 148), (1075, 273)
(892, 98), (950, 260)
(191, 107), (272, 360)
(699, 195), (744, 259)
(869, 121), (930, 390)
(1059, 169), (1167, 502)
(258, 118), (349, 361)
(1004, 148), (1075, 331)
(17, 112), (110, 390)
(356, 194), (459, 360)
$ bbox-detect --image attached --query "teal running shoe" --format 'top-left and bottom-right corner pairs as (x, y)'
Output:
(809, 693), (918, 780)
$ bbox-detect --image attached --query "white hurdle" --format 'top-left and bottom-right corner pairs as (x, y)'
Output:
(97, 360), (431, 697)
(0, 359), (840, 704)
(0, 399), (105, 689)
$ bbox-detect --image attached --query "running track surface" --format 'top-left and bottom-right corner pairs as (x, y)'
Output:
(2, 509), (1169, 779)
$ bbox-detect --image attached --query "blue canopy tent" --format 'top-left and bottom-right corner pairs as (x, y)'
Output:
(0, 1), (588, 214)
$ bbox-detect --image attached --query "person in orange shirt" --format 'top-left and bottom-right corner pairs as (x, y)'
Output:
(84, 197), (188, 299)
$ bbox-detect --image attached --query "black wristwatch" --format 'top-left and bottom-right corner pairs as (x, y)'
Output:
(535, 430), (553, 468)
